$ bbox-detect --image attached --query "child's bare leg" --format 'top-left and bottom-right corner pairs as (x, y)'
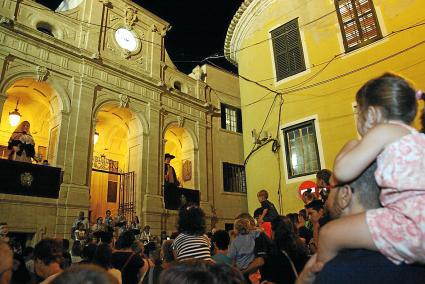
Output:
(317, 212), (377, 263)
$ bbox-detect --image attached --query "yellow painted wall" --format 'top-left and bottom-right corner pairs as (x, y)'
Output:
(232, 0), (425, 215)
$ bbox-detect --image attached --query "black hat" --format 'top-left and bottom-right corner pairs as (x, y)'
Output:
(164, 153), (175, 159)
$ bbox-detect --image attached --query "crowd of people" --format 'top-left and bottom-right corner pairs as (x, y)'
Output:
(70, 210), (153, 247)
(1, 72), (425, 284)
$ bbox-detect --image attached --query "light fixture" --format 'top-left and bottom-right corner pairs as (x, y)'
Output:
(9, 99), (21, 127)
(93, 131), (99, 145)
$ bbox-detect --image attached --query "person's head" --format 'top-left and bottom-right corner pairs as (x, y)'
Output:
(96, 217), (103, 224)
(164, 153), (175, 164)
(211, 230), (230, 251)
(42, 160), (49, 165)
(133, 216), (139, 223)
(271, 216), (298, 253)
(116, 230), (135, 250)
(15, 121), (31, 134)
(78, 211), (84, 220)
(160, 260), (213, 284)
(257, 189), (268, 202)
(234, 219), (250, 235)
(34, 238), (64, 279)
(51, 264), (118, 284)
(0, 223), (8, 240)
(105, 210), (111, 217)
(0, 240), (13, 284)
(253, 208), (263, 222)
(316, 169), (332, 188)
(93, 243), (113, 270)
(143, 225), (150, 232)
(286, 213), (299, 232)
(356, 73), (418, 136)
(302, 190), (316, 205)
(305, 199), (324, 221)
(177, 206), (206, 235)
(160, 260), (244, 284)
(326, 162), (380, 219)
(235, 213), (256, 230)
(298, 209), (308, 222)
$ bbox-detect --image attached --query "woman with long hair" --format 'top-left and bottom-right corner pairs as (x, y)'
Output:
(8, 121), (38, 163)
(268, 216), (309, 284)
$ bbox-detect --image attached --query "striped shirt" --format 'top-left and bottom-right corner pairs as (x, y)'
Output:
(172, 233), (212, 261)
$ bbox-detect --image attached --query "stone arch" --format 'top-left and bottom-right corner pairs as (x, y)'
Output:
(92, 95), (148, 136)
(0, 76), (69, 166)
(163, 118), (199, 150)
(90, 95), (147, 222)
(163, 118), (199, 189)
(0, 71), (71, 115)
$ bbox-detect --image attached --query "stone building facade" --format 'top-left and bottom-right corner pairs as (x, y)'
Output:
(0, 0), (246, 243)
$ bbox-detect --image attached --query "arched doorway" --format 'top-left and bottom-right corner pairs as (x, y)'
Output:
(164, 125), (196, 190)
(0, 78), (61, 164)
(90, 102), (142, 223)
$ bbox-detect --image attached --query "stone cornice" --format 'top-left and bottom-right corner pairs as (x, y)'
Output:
(224, 0), (275, 66)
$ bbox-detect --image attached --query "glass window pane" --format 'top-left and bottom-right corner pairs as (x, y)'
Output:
(284, 121), (320, 178)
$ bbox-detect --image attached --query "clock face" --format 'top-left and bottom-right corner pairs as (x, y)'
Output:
(115, 28), (138, 52)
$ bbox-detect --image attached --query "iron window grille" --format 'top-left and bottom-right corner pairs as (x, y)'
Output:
(223, 162), (247, 193)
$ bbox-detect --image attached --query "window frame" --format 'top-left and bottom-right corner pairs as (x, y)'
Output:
(282, 119), (321, 179)
(220, 103), (243, 133)
(335, 0), (382, 52)
(270, 18), (306, 81)
(222, 162), (247, 194)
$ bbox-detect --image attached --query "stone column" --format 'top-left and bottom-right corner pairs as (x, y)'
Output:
(55, 77), (96, 237)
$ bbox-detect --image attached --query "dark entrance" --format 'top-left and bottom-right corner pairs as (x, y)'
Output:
(90, 155), (135, 223)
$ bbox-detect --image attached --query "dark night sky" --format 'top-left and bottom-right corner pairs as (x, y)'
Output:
(37, 0), (242, 74)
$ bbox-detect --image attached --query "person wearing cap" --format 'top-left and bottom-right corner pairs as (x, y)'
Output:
(164, 153), (180, 210)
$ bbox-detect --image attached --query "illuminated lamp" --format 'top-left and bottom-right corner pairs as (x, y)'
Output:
(9, 100), (21, 127)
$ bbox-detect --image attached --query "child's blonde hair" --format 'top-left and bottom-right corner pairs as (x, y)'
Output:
(234, 218), (250, 235)
(257, 189), (268, 199)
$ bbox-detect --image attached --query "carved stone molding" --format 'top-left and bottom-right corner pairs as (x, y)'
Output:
(122, 50), (131, 59)
(124, 7), (138, 29)
(119, 94), (129, 108)
(150, 24), (158, 33)
(35, 66), (49, 82)
(0, 16), (13, 26)
(98, 0), (110, 5)
(177, 116), (185, 127)
(90, 52), (100, 60)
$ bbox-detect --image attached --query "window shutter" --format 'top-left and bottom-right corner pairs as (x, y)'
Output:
(271, 18), (306, 81)
(220, 103), (226, 129)
(236, 108), (243, 133)
(335, 0), (382, 52)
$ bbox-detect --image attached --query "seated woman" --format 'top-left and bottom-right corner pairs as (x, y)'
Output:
(8, 121), (39, 163)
